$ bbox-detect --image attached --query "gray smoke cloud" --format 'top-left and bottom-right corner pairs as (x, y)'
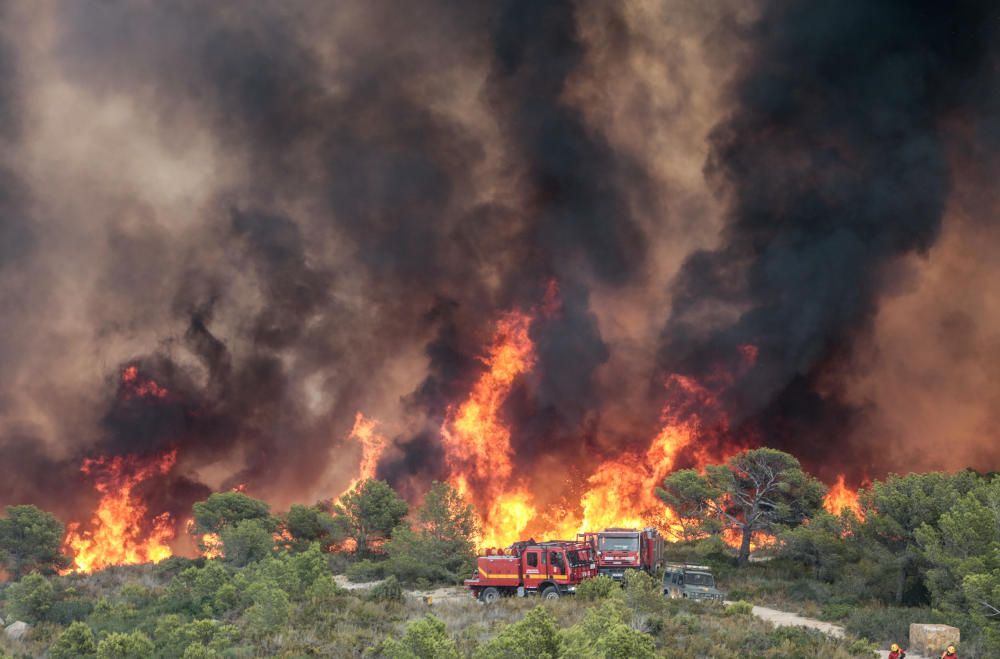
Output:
(0, 0), (997, 538)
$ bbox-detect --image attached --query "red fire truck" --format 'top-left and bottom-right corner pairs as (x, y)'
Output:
(581, 527), (665, 581)
(464, 540), (598, 603)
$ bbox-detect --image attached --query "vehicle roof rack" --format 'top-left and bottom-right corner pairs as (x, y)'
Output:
(665, 562), (712, 571)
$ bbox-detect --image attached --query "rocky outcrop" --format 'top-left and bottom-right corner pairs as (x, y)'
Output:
(4, 620), (30, 641)
(910, 623), (960, 656)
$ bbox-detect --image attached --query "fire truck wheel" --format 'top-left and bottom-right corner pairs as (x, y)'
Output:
(479, 587), (500, 604)
(542, 586), (560, 600)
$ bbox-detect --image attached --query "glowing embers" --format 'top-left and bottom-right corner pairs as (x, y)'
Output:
(120, 365), (169, 400)
(63, 451), (178, 573)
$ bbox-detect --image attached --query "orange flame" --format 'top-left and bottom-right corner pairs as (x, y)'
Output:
(63, 451), (177, 573)
(201, 533), (223, 559)
(437, 296), (762, 549)
(441, 311), (537, 545)
(185, 519), (224, 560)
(824, 474), (863, 519)
(722, 528), (777, 552)
(576, 374), (734, 540)
(338, 412), (388, 499)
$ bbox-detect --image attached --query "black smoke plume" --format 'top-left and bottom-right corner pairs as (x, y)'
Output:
(660, 0), (1000, 477)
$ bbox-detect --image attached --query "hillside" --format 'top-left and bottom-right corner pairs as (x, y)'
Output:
(2, 454), (999, 657)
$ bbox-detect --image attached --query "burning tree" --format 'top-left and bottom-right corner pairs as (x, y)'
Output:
(332, 479), (408, 555)
(660, 448), (825, 565)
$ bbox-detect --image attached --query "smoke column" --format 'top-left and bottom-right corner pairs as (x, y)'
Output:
(660, 0), (1000, 477)
(0, 0), (997, 543)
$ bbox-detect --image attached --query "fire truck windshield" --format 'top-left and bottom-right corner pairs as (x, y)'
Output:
(599, 535), (639, 552)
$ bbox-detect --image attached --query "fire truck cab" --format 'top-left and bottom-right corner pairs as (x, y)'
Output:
(581, 527), (665, 581)
(464, 540), (597, 603)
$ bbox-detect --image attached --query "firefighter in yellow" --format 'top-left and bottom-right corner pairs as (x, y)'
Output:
(941, 645), (958, 658)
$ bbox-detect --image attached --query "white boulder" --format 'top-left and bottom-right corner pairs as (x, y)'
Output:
(5, 620), (30, 641)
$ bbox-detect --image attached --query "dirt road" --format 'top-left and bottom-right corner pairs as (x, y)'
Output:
(739, 603), (926, 658)
(332, 575), (472, 606)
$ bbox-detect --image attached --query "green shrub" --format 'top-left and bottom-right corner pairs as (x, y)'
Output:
(5, 572), (54, 623)
(289, 544), (330, 594)
(369, 575), (404, 603)
(96, 631), (154, 659)
(87, 597), (141, 635)
(474, 605), (561, 659)
(244, 581), (291, 642)
(182, 643), (220, 659)
(162, 561), (232, 615)
(380, 614), (461, 659)
(594, 623), (656, 659)
(847, 638), (880, 658)
(45, 597), (94, 624)
(692, 535), (732, 561)
(49, 621), (97, 659)
(843, 605), (955, 644)
(382, 483), (478, 585)
(220, 518), (275, 567)
(346, 558), (385, 582)
(820, 603), (852, 621)
(622, 570), (662, 614)
(154, 556), (204, 579)
(562, 599), (654, 659)
(725, 600), (753, 616)
(303, 574), (347, 622)
(576, 575), (618, 601)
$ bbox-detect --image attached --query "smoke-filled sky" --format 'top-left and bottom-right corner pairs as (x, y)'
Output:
(1, 0), (999, 526)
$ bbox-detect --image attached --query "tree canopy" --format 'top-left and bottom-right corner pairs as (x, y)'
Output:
(385, 481), (479, 583)
(859, 470), (977, 604)
(191, 492), (275, 536)
(0, 504), (69, 579)
(283, 504), (347, 552)
(333, 479), (408, 555)
(659, 448), (825, 565)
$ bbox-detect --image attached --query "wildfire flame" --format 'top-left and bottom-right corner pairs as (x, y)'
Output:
(63, 450), (178, 573)
(441, 311), (537, 546)
(576, 369), (747, 542)
(824, 474), (863, 519)
(722, 528), (777, 552)
(338, 412), (388, 499)
(437, 295), (763, 549)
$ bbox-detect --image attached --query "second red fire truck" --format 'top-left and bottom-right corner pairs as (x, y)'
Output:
(581, 527), (665, 581)
(463, 540), (597, 603)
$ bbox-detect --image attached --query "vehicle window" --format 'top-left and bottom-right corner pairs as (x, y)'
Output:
(526, 552), (538, 568)
(685, 573), (714, 587)
(550, 552), (565, 571)
(567, 550), (588, 567)
(598, 535), (640, 552)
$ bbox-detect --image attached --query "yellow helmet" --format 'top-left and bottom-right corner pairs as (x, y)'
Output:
(947, 646), (956, 653)
(891, 644), (899, 651)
